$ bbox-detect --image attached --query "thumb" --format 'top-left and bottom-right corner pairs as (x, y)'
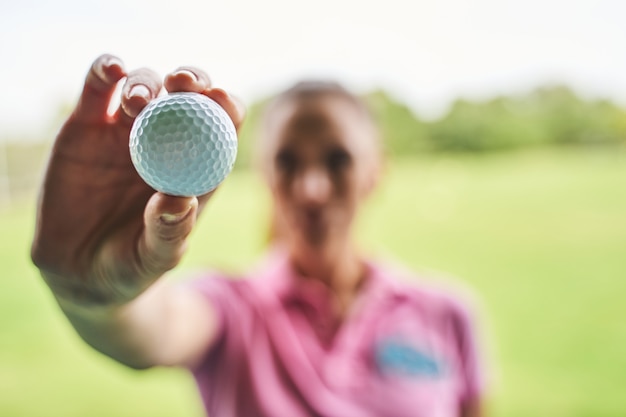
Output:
(138, 193), (198, 276)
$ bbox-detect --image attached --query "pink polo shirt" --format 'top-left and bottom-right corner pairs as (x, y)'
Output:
(187, 251), (484, 417)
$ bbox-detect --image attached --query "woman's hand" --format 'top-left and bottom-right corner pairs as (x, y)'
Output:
(31, 54), (245, 308)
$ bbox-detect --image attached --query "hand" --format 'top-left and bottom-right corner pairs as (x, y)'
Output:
(31, 54), (245, 308)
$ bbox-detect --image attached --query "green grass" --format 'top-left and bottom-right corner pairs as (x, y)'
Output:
(1, 148), (625, 416)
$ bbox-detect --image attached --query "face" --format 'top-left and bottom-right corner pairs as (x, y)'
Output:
(263, 94), (380, 255)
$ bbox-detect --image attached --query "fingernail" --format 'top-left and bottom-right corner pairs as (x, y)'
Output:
(94, 56), (125, 84)
(160, 206), (192, 225)
(104, 56), (123, 70)
(172, 69), (197, 81)
(129, 85), (151, 100)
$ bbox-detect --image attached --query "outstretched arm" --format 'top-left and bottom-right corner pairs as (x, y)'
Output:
(31, 54), (244, 369)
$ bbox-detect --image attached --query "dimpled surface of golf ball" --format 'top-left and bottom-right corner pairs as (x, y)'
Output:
(129, 92), (237, 196)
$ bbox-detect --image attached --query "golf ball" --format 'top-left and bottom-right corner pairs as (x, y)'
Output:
(129, 92), (237, 196)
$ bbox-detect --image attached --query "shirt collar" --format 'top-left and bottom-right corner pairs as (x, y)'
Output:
(249, 246), (403, 314)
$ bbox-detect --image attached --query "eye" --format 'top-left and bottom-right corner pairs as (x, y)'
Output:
(326, 148), (351, 172)
(276, 149), (297, 173)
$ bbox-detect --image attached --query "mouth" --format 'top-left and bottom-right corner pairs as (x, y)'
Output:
(303, 208), (323, 226)
(296, 208), (328, 243)
(301, 209), (324, 230)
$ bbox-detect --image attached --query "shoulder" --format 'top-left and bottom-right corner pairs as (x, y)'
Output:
(180, 254), (285, 311)
(374, 258), (479, 320)
(183, 268), (253, 299)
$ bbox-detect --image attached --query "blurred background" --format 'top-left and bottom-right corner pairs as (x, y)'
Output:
(1, 0), (625, 416)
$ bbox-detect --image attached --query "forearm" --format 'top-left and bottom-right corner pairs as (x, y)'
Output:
(50, 278), (218, 369)
(52, 279), (168, 369)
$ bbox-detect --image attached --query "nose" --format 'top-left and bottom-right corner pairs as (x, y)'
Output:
(294, 167), (332, 206)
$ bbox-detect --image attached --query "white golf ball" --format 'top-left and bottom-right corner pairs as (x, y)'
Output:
(129, 93), (237, 197)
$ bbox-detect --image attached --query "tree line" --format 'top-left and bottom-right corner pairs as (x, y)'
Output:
(368, 85), (625, 155)
(236, 84), (625, 166)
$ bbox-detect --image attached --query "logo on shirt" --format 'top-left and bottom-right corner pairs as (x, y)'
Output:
(375, 338), (446, 378)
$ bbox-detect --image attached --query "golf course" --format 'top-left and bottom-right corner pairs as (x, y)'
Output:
(1, 147), (624, 416)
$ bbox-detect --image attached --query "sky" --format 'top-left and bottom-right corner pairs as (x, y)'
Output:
(2, 0), (626, 139)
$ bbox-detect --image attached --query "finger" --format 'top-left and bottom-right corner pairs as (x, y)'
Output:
(139, 192), (212, 276)
(74, 54), (126, 123)
(202, 88), (246, 132)
(164, 66), (211, 93)
(118, 68), (162, 125)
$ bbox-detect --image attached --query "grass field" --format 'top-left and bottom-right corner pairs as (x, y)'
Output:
(1, 148), (625, 417)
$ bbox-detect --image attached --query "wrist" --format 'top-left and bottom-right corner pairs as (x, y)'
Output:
(39, 269), (146, 313)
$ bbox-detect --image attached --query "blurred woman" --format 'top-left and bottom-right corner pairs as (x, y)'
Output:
(31, 54), (485, 417)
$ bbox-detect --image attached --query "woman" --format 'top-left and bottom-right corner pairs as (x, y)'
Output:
(31, 54), (485, 417)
